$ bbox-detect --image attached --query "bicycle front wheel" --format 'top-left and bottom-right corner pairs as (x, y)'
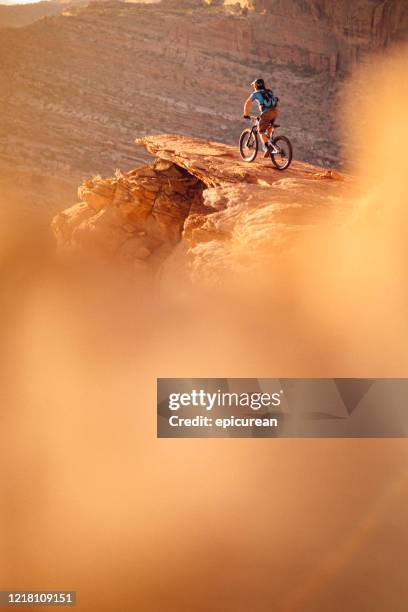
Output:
(239, 128), (258, 162)
(271, 135), (292, 170)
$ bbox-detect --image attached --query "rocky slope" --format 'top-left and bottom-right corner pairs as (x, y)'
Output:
(1, 0), (407, 216)
(0, 1), (66, 28)
(52, 135), (351, 279)
(0, 0), (158, 28)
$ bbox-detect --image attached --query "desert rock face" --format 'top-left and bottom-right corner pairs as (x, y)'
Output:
(52, 154), (205, 272)
(1, 0), (406, 215)
(52, 135), (351, 278)
(233, 0), (408, 73)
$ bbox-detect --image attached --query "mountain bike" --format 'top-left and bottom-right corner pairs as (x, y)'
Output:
(239, 116), (293, 170)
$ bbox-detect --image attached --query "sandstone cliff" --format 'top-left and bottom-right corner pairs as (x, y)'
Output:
(52, 135), (350, 279)
(249, 0), (408, 66)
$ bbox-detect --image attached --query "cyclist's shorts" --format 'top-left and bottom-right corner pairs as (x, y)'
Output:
(259, 107), (280, 134)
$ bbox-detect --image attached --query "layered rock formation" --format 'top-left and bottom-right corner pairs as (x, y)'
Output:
(52, 135), (350, 278)
(52, 153), (205, 274)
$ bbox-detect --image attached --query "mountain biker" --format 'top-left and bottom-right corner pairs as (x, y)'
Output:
(243, 78), (280, 157)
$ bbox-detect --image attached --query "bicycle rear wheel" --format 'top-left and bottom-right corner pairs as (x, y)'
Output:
(271, 135), (292, 170)
(239, 128), (258, 162)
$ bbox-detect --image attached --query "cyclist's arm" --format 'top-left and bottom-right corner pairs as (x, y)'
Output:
(243, 97), (252, 117)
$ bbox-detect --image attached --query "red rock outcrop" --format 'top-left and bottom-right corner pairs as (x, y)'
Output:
(52, 135), (351, 278)
(52, 155), (204, 273)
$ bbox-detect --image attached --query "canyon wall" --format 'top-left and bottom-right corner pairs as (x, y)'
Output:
(227, 0), (408, 74)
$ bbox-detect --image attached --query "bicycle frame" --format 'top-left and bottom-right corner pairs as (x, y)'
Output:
(247, 115), (275, 143)
(248, 119), (258, 140)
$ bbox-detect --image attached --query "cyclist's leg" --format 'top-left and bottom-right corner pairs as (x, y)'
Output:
(259, 109), (278, 150)
(258, 112), (271, 145)
(267, 108), (280, 139)
(258, 111), (271, 151)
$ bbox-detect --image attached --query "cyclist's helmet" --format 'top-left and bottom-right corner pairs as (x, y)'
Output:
(251, 78), (265, 90)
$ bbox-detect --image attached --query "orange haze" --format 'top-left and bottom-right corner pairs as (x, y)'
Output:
(0, 46), (408, 611)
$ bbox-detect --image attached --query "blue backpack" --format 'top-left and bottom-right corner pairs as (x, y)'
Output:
(259, 89), (277, 111)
